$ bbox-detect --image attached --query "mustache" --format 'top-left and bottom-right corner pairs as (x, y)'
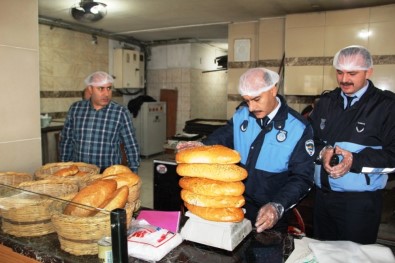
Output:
(340, 82), (353, 86)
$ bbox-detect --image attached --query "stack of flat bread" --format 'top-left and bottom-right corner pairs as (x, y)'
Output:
(176, 145), (247, 222)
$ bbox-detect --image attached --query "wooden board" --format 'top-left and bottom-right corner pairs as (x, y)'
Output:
(0, 244), (39, 263)
(160, 89), (178, 139)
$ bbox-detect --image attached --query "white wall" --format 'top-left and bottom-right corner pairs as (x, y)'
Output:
(0, 0), (42, 174)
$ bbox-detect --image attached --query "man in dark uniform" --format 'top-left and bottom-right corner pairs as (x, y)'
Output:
(310, 45), (395, 244)
(179, 68), (315, 234)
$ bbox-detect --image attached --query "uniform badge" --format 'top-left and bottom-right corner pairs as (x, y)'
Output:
(305, 139), (315, 156)
(276, 130), (287, 142)
(356, 121), (365, 133)
(240, 120), (248, 132)
(320, 118), (326, 130)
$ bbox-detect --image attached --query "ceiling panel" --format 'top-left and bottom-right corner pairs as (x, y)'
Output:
(38, 0), (395, 47)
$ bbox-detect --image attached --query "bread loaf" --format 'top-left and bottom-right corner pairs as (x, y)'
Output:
(177, 163), (247, 182)
(63, 179), (117, 217)
(176, 145), (241, 164)
(184, 203), (244, 222)
(54, 165), (79, 177)
(181, 189), (245, 208)
(74, 171), (89, 177)
(96, 185), (129, 213)
(103, 165), (132, 176)
(103, 172), (140, 188)
(179, 177), (245, 196)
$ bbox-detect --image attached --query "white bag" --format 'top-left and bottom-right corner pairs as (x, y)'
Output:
(127, 219), (183, 262)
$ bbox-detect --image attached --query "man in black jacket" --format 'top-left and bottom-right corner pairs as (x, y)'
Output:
(310, 45), (395, 244)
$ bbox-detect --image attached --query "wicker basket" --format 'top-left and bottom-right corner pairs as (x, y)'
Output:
(34, 162), (100, 189)
(0, 180), (79, 237)
(49, 194), (134, 256)
(0, 172), (33, 189)
(0, 172), (33, 200)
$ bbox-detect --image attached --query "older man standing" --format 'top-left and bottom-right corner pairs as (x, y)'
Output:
(59, 71), (140, 173)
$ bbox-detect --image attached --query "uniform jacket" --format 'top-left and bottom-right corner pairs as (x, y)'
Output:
(203, 96), (315, 224)
(310, 80), (395, 191)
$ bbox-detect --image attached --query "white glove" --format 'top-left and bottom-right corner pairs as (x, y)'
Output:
(255, 202), (284, 233)
(175, 141), (204, 152)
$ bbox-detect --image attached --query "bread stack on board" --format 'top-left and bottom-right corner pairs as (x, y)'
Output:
(176, 145), (248, 222)
(63, 164), (140, 217)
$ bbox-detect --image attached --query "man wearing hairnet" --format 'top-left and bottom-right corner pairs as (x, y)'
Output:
(179, 68), (315, 255)
(59, 71), (140, 173)
(310, 45), (395, 244)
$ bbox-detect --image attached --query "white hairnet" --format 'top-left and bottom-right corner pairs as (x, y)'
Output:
(333, 45), (373, 71)
(84, 71), (114, 86)
(238, 68), (279, 97)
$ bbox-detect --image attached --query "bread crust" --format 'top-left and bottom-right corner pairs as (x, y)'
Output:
(176, 145), (241, 164)
(179, 177), (244, 196)
(97, 185), (129, 212)
(177, 163), (247, 182)
(103, 173), (140, 188)
(184, 202), (244, 222)
(63, 179), (117, 217)
(103, 165), (132, 176)
(181, 189), (245, 208)
(53, 165), (79, 177)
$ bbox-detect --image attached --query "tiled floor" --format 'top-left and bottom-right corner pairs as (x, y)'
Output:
(137, 153), (168, 209)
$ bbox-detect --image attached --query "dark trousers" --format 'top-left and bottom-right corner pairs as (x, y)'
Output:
(313, 188), (383, 244)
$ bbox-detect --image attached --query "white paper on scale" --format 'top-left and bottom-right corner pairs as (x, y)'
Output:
(180, 211), (252, 251)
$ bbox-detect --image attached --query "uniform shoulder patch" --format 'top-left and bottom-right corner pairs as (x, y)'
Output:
(305, 139), (315, 156)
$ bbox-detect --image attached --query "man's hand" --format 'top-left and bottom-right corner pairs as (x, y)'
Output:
(323, 145), (353, 179)
(175, 141), (204, 152)
(255, 203), (282, 233)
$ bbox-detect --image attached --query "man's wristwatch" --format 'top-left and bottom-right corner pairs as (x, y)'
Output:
(269, 202), (285, 219)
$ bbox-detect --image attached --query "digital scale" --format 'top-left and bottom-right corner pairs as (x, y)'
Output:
(180, 211), (252, 251)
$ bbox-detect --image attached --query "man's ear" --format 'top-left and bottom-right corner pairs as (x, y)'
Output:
(271, 85), (278, 97)
(366, 68), (373, 79)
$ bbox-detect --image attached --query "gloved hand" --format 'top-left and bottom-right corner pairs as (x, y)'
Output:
(324, 145), (353, 179)
(255, 203), (283, 233)
(175, 141), (204, 152)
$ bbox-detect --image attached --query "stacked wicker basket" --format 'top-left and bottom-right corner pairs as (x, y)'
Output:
(0, 162), (142, 256)
(0, 179), (79, 237)
(49, 193), (134, 255)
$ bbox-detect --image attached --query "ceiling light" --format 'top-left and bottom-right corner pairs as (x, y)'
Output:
(71, 0), (107, 23)
(358, 29), (372, 39)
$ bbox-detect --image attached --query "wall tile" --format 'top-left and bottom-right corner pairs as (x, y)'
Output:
(324, 24), (369, 56)
(370, 4), (395, 22)
(370, 65), (395, 93)
(286, 13), (326, 28)
(286, 27), (325, 57)
(326, 8), (370, 25)
(284, 66), (324, 95)
(0, 0), (38, 49)
(259, 18), (285, 60)
(369, 21), (395, 55)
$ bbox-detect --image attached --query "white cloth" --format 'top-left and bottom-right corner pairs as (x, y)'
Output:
(286, 237), (395, 263)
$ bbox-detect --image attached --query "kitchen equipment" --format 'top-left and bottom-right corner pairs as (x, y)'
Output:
(133, 102), (167, 157)
(181, 211), (252, 251)
(153, 158), (182, 211)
